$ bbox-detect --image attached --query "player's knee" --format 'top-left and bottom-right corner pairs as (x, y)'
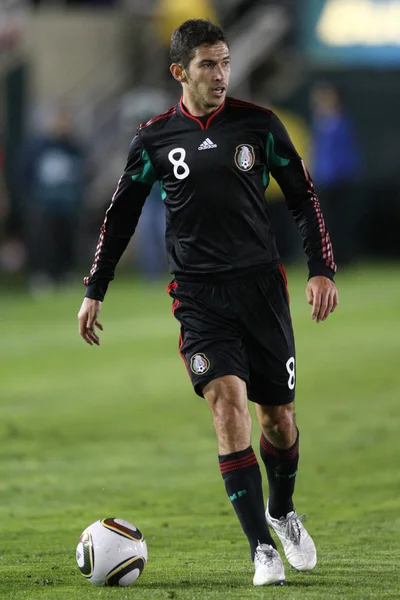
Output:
(215, 401), (251, 429)
(203, 376), (246, 409)
(207, 388), (248, 419)
(205, 383), (250, 429)
(259, 403), (295, 437)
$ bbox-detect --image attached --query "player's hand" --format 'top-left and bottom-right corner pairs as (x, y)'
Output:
(306, 276), (339, 323)
(78, 297), (103, 345)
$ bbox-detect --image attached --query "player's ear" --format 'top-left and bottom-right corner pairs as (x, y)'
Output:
(170, 63), (187, 83)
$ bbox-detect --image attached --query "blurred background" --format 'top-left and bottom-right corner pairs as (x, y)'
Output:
(0, 0), (399, 293)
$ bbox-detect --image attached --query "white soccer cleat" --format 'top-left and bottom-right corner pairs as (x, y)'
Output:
(253, 544), (285, 587)
(266, 505), (317, 572)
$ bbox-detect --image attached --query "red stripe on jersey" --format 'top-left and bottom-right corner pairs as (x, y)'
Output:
(166, 280), (178, 295)
(85, 175), (123, 282)
(300, 161), (336, 272)
(178, 329), (190, 376)
(205, 100), (226, 129)
(179, 97), (225, 129)
(278, 263), (290, 305)
(167, 281), (190, 376)
(179, 97), (205, 130)
(228, 97), (271, 114)
(140, 106), (176, 129)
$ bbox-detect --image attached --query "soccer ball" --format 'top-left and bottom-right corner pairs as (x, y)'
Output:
(76, 518), (147, 587)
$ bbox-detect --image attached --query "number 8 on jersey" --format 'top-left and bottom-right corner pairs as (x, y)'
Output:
(168, 148), (190, 180)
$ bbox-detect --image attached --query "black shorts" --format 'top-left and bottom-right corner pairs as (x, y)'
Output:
(167, 265), (296, 406)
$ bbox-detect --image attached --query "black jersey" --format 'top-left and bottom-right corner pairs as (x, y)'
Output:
(84, 97), (336, 301)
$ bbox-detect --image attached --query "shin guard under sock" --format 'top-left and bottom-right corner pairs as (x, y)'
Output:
(260, 430), (299, 519)
(219, 446), (275, 558)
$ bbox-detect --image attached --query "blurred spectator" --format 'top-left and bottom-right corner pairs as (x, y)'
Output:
(0, 123), (26, 274)
(31, 0), (117, 6)
(222, 0), (260, 28)
(133, 182), (167, 280)
(118, 96), (170, 280)
(310, 82), (362, 266)
(65, 0), (117, 5)
(0, 144), (8, 236)
(18, 106), (86, 294)
(154, 0), (217, 46)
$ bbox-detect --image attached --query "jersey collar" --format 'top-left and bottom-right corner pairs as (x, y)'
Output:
(177, 96), (226, 130)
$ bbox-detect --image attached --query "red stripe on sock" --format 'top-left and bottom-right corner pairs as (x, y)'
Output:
(219, 453), (258, 475)
(219, 459), (258, 475)
(260, 434), (299, 460)
(220, 456), (258, 472)
(220, 453), (257, 468)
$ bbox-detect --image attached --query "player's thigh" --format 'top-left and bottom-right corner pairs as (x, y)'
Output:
(180, 327), (249, 398)
(168, 281), (249, 397)
(243, 268), (296, 405)
(247, 331), (296, 405)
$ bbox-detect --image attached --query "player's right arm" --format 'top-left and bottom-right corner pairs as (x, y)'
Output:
(78, 131), (157, 345)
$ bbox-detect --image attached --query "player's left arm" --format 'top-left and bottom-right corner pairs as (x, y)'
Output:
(265, 112), (339, 322)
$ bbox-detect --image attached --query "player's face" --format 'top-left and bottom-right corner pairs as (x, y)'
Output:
(185, 42), (231, 111)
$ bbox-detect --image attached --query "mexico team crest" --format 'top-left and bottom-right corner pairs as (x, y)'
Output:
(190, 353), (210, 375)
(234, 144), (255, 171)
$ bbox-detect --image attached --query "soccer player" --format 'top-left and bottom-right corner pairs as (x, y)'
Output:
(78, 19), (339, 587)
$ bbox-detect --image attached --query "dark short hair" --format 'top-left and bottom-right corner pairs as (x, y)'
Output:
(170, 19), (229, 69)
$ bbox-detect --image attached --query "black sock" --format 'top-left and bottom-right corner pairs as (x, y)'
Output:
(219, 446), (276, 558)
(260, 429), (299, 519)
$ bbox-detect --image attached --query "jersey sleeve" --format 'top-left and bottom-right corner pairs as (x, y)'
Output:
(84, 132), (157, 301)
(266, 112), (336, 279)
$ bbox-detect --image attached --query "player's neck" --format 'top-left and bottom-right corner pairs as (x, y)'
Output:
(181, 93), (219, 117)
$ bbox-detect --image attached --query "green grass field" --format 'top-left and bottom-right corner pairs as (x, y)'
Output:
(1, 264), (399, 599)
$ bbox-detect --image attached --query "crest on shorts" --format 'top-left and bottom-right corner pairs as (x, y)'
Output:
(234, 144), (255, 171)
(190, 353), (210, 375)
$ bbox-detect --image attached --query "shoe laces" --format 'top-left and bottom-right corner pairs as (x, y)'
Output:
(255, 544), (275, 566)
(279, 512), (306, 545)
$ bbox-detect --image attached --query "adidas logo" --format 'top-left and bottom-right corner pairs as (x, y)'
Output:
(198, 138), (217, 150)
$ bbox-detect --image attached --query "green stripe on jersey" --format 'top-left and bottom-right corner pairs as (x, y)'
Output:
(131, 148), (157, 186)
(159, 180), (167, 201)
(265, 132), (290, 170)
(262, 166), (270, 189)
